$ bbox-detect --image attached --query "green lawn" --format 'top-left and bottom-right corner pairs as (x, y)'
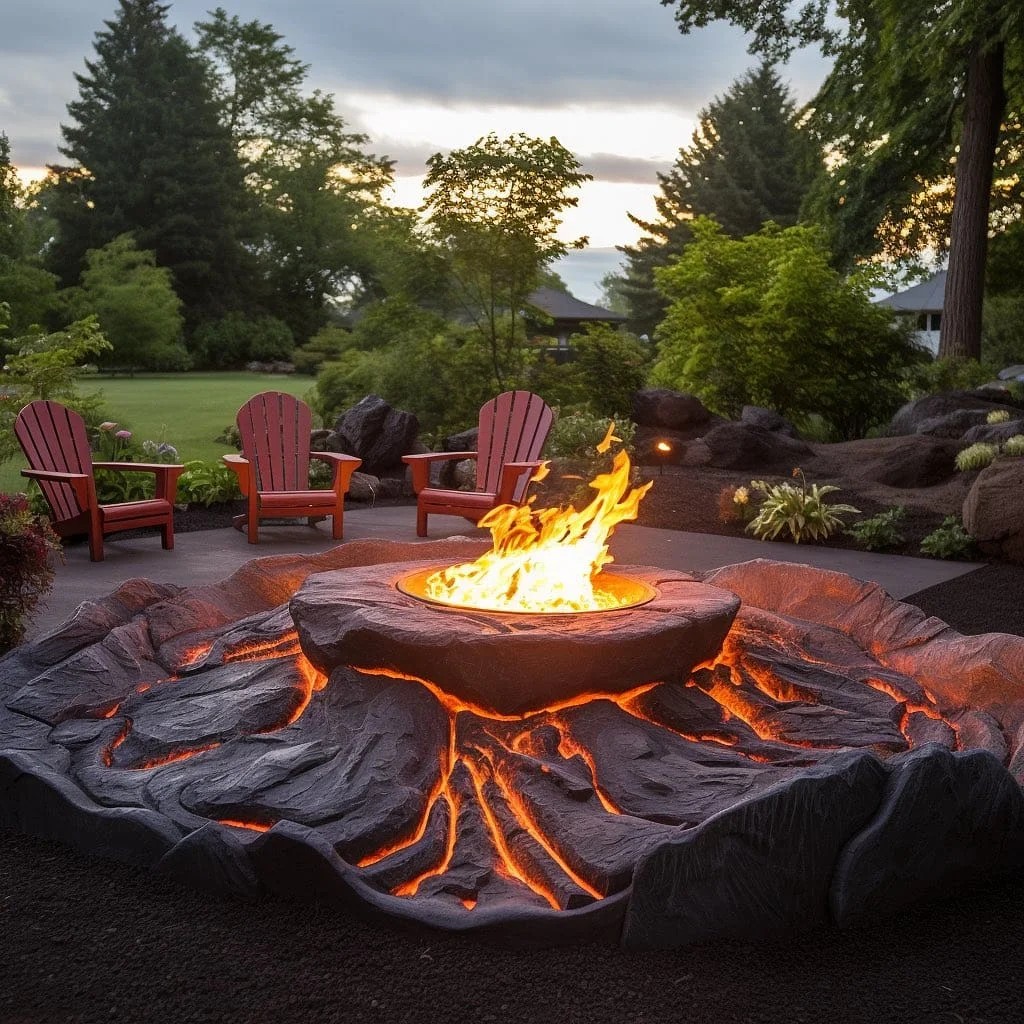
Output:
(0, 372), (317, 493)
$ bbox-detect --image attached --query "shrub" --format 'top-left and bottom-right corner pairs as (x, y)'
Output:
(955, 442), (999, 472)
(0, 493), (61, 653)
(190, 312), (294, 368)
(746, 469), (859, 544)
(292, 326), (351, 375)
(546, 410), (636, 459)
(1003, 434), (1024, 457)
(846, 506), (907, 551)
(904, 357), (999, 399)
(175, 460), (241, 506)
(986, 409), (1011, 424)
(919, 516), (976, 560)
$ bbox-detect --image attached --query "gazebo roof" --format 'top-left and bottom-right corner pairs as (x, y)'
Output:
(528, 286), (626, 322)
(875, 270), (946, 313)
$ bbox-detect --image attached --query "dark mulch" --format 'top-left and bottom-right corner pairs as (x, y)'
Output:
(9, 463), (1023, 1023)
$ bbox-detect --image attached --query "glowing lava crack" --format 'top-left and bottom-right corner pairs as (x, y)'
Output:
(2, 538), (1024, 949)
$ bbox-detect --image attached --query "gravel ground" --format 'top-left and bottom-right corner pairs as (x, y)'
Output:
(6, 469), (1023, 1024)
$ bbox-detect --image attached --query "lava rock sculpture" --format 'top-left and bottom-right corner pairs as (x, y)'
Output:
(1, 539), (1023, 949)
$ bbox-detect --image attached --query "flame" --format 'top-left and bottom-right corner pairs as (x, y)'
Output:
(423, 438), (651, 613)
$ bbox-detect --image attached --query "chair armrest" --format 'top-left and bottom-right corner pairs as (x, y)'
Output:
(402, 451), (478, 493)
(222, 454), (253, 497)
(21, 468), (92, 507)
(92, 462), (185, 502)
(310, 451), (362, 494)
(496, 461), (545, 505)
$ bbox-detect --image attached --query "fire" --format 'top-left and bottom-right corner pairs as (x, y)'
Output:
(423, 428), (652, 613)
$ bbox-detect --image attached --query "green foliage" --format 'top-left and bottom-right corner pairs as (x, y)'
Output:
(1003, 434), (1024, 457)
(903, 357), (1000, 398)
(423, 132), (591, 387)
(919, 516), (977, 560)
(292, 325), (350, 375)
(982, 293), (1024, 370)
(175, 459), (241, 506)
(546, 411), (636, 459)
(955, 443), (999, 472)
(52, 0), (245, 322)
(617, 62), (818, 336)
(0, 314), (111, 463)
(846, 506), (907, 552)
(0, 492), (61, 653)
(987, 408), (1011, 424)
(190, 311), (294, 368)
(68, 235), (189, 371)
(652, 218), (924, 439)
(568, 325), (649, 418)
(745, 469), (859, 544)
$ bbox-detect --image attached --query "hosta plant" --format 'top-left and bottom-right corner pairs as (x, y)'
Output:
(846, 506), (907, 552)
(919, 516), (976, 560)
(746, 469), (859, 544)
(955, 443), (999, 472)
(175, 460), (241, 506)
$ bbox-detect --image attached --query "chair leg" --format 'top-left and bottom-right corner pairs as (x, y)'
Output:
(161, 521), (174, 550)
(88, 529), (104, 562)
(331, 511), (343, 540)
(247, 515), (260, 544)
(416, 506), (428, 538)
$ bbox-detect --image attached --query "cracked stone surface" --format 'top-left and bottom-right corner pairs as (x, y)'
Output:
(2, 539), (1023, 948)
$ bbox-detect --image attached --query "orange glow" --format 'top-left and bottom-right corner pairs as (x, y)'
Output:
(219, 819), (272, 832)
(656, 441), (672, 453)
(421, 436), (652, 613)
(222, 632), (303, 663)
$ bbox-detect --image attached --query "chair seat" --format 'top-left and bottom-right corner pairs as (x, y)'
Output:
(257, 489), (339, 512)
(101, 499), (174, 524)
(418, 488), (498, 511)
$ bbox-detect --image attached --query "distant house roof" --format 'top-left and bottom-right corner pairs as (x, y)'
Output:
(874, 270), (946, 313)
(527, 287), (626, 323)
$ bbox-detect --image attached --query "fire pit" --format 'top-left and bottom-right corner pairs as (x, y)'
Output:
(1, 445), (1023, 948)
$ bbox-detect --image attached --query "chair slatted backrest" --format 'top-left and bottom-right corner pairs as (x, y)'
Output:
(14, 401), (93, 524)
(476, 391), (554, 500)
(236, 391), (312, 492)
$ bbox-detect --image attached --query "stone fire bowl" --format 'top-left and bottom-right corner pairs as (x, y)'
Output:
(1, 538), (1023, 950)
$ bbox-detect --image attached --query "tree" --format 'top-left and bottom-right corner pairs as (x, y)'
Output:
(422, 132), (591, 388)
(195, 8), (394, 340)
(68, 234), (187, 371)
(651, 218), (925, 440)
(52, 0), (245, 325)
(658, 0), (1024, 360)
(617, 63), (817, 337)
(0, 134), (58, 333)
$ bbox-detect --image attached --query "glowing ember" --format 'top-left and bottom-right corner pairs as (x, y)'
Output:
(423, 427), (652, 613)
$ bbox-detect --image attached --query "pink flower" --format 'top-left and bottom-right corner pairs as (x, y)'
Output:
(99, 421), (118, 431)
(115, 429), (132, 440)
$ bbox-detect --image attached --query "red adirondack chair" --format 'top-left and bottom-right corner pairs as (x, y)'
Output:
(403, 390), (554, 537)
(223, 391), (361, 544)
(14, 400), (184, 562)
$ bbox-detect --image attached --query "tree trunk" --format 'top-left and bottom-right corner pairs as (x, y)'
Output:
(940, 41), (1005, 360)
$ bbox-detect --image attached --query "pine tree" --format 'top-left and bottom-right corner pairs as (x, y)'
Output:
(51, 0), (244, 325)
(618, 63), (817, 337)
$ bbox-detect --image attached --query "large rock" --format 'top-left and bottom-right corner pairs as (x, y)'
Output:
(963, 458), (1024, 563)
(326, 395), (419, 475)
(889, 389), (1022, 436)
(702, 422), (812, 471)
(812, 434), (960, 488)
(740, 405), (800, 438)
(631, 389), (715, 436)
(915, 408), (990, 438)
(961, 418), (1024, 444)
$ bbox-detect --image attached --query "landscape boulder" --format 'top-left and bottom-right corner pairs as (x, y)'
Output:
(702, 423), (812, 471)
(631, 389), (718, 437)
(325, 395), (419, 476)
(740, 405), (801, 438)
(914, 409), (991, 438)
(812, 435), (960, 488)
(889, 389), (1022, 437)
(962, 459), (1024, 563)
(961, 419), (1024, 444)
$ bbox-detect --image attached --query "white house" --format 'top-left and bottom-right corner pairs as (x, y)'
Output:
(874, 270), (946, 354)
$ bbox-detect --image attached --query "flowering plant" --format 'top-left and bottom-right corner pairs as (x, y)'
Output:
(745, 468), (859, 544)
(0, 493), (61, 653)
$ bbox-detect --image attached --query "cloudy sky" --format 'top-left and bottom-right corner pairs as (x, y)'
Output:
(1, 0), (828, 299)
